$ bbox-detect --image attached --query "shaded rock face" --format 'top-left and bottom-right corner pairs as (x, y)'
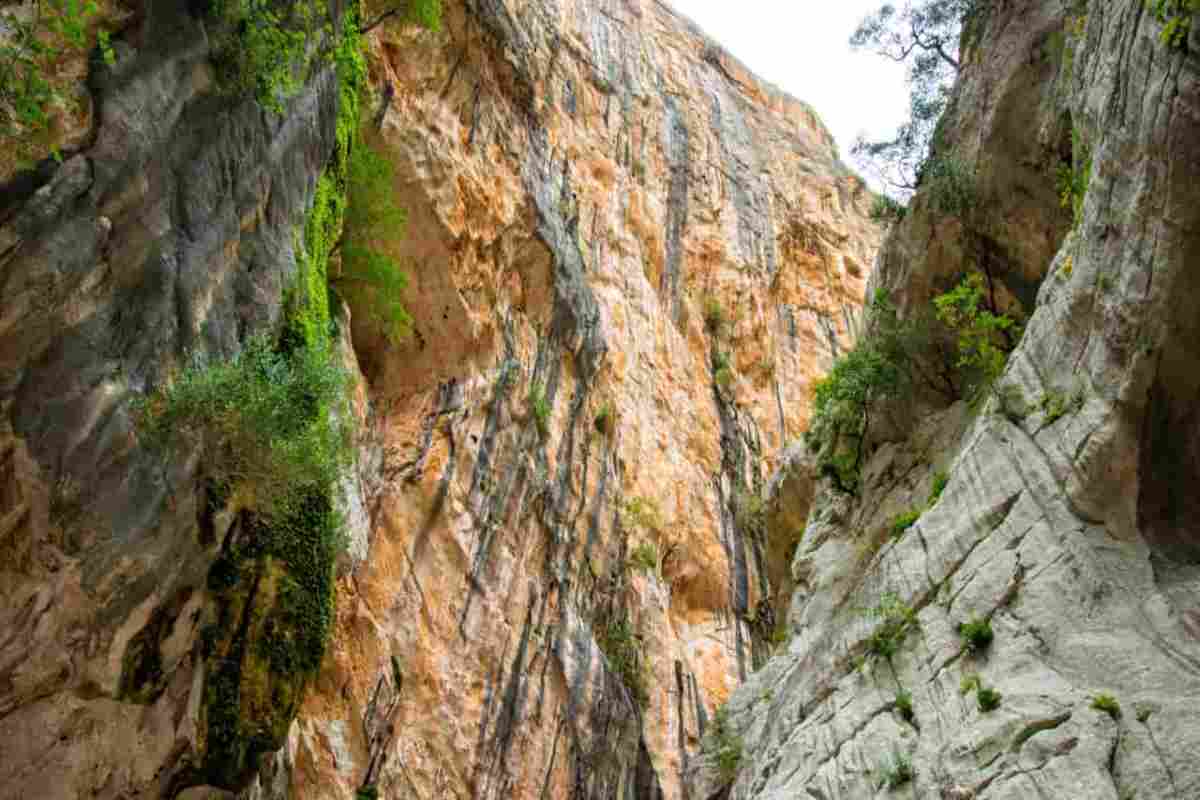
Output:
(0, 3), (357, 798)
(291, 2), (877, 798)
(0, 1), (875, 799)
(711, 2), (1200, 800)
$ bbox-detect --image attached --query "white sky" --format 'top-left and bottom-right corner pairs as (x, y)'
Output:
(670, 0), (908, 172)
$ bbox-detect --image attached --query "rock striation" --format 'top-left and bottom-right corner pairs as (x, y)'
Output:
(704, 2), (1200, 799)
(0, 0), (875, 798)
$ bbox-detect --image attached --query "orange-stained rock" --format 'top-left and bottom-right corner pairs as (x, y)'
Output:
(290, 2), (880, 798)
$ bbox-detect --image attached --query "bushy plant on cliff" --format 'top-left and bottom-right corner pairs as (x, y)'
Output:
(335, 138), (414, 344)
(933, 273), (1017, 400)
(923, 154), (977, 218)
(0, 0), (115, 161)
(360, 0), (443, 33)
(865, 592), (918, 660)
(806, 291), (918, 492)
(597, 617), (649, 706)
(705, 705), (744, 783)
(1148, 0), (1198, 50)
(870, 193), (908, 224)
(136, 335), (353, 517)
(1056, 127), (1092, 228)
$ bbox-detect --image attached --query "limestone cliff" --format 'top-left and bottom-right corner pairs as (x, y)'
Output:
(705, 2), (1200, 799)
(0, 0), (875, 798)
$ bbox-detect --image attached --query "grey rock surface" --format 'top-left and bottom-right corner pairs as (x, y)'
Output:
(702, 2), (1200, 799)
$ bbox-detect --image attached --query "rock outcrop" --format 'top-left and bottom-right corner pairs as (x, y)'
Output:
(0, 0), (875, 798)
(707, 2), (1200, 799)
(292, 2), (877, 797)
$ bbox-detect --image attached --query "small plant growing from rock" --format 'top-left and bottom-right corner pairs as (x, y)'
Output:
(356, 786), (379, 800)
(960, 674), (981, 695)
(894, 688), (914, 723)
(594, 401), (614, 435)
(715, 364), (735, 389)
(704, 705), (744, 783)
(976, 684), (1002, 713)
(891, 509), (922, 538)
(878, 748), (914, 789)
(958, 616), (994, 654)
(703, 295), (727, 334)
(735, 488), (766, 536)
(1092, 693), (1121, 720)
(529, 383), (551, 436)
(622, 496), (664, 533)
(628, 542), (658, 573)
(597, 616), (649, 706)
(928, 470), (949, 506)
(866, 593), (917, 660)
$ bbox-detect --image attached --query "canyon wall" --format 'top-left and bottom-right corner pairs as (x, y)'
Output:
(703, 1), (1200, 799)
(0, 0), (877, 797)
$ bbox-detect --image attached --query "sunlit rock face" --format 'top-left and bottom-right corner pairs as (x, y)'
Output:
(289, 1), (877, 797)
(0, 0), (874, 796)
(705, 2), (1200, 800)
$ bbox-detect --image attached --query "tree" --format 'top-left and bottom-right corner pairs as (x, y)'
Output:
(849, 1), (980, 195)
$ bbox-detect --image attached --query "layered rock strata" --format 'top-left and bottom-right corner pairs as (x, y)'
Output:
(705, 2), (1200, 799)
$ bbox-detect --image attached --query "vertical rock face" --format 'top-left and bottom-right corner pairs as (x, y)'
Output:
(714, 2), (1200, 799)
(0, 0), (875, 798)
(295, 2), (877, 798)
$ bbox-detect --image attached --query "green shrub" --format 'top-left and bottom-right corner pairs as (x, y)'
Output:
(529, 383), (551, 436)
(977, 684), (1002, 713)
(136, 335), (353, 519)
(1056, 127), (1092, 228)
(209, 0), (323, 111)
(629, 542), (658, 573)
(705, 705), (744, 783)
(1040, 386), (1084, 425)
(0, 0), (108, 158)
(806, 290), (938, 493)
(891, 509), (922, 538)
(865, 593), (917, 660)
(958, 616), (994, 653)
(923, 155), (977, 218)
(870, 194), (907, 224)
(879, 749), (913, 789)
(1092, 693), (1121, 720)
(622, 496), (664, 532)
(928, 470), (949, 506)
(895, 689), (914, 723)
(735, 489), (766, 536)
(598, 617), (648, 706)
(336, 139), (413, 344)
(703, 295), (727, 334)
(1148, 0), (1198, 49)
(361, 0), (443, 33)
(356, 786), (379, 800)
(594, 401), (614, 435)
(934, 273), (1017, 400)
